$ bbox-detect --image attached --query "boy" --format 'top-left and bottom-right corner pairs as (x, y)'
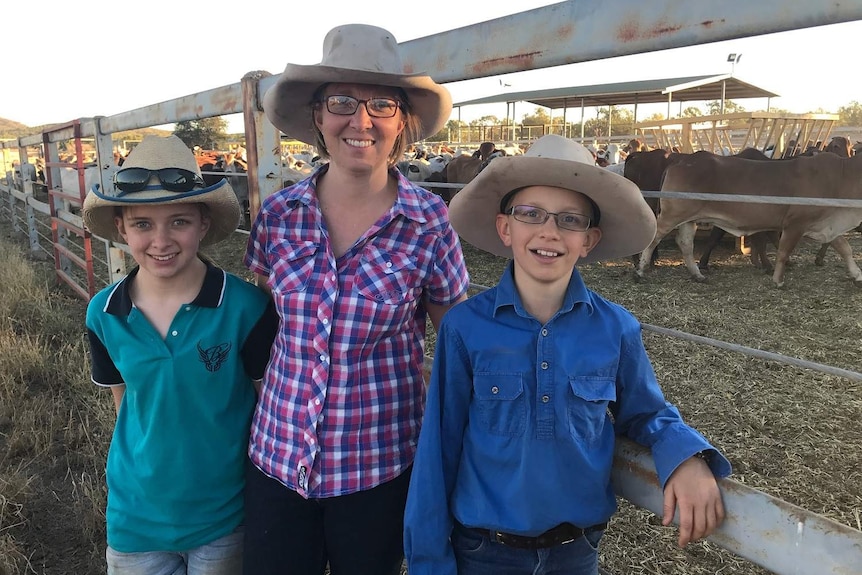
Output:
(404, 135), (731, 575)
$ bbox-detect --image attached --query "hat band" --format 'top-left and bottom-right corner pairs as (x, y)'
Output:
(91, 178), (230, 203)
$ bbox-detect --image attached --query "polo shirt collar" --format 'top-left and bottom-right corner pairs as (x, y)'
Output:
(103, 261), (226, 317)
(493, 261), (594, 318)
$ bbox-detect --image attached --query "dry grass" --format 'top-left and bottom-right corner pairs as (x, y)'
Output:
(0, 224), (111, 575)
(1, 212), (861, 574)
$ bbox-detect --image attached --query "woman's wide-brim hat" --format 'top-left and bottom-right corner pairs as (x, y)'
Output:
(82, 135), (240, 246)
(262, 24), (452, 145)
(449, 134), (657, 264)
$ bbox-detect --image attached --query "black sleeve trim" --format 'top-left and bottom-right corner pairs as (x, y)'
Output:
(240, 299), (279, 380)
(87, 328), (123, 385)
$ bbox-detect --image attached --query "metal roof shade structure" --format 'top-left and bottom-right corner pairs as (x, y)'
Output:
(453, 73), (778, 113)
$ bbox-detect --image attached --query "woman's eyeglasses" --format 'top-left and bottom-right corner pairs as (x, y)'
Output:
(112, 167), (206, 196)
(322, 95), (401, 118)
(507, 205), (592, 232)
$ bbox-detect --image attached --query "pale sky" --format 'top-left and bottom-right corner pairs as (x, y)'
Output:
(4, 2), (860, 134)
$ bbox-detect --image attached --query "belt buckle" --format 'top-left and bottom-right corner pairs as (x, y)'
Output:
(491, 530), (507, 545)
(559, 535), (577, 545)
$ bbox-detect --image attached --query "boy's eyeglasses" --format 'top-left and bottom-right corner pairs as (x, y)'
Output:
(322, 95), (401, 118)
(507, 205), (592, 232)
(112, 167), (206, 196)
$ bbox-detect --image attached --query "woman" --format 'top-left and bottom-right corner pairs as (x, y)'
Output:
(243, 24), (470, 575)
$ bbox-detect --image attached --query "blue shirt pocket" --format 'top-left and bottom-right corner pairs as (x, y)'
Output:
(566, 376), (616, 444)
(271, 241), (318, 294)
(355, 245), (419, 305)
(473, 373), (526, 437)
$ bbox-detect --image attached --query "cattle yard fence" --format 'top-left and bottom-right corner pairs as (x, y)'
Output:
(2, 2), (862, 573)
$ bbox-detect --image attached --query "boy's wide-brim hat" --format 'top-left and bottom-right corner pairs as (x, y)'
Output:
(262, 24), (452, 145)
(82, 135), (240, 246)
(449, 134), (657, 264)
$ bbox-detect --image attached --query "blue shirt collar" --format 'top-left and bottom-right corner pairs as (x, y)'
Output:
(493, 261), (595, 319)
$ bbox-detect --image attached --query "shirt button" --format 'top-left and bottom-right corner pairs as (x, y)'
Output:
(322, 317), (329, 325)
(386, 261), (393, 268)
(319, 354), (328, 362)
(541, 361), (549, 370)
(314, 398), (320, 405)
(171, 330), (178, 336)
(491, 386), (499, 394)
(542, 395), (550, 403)
(185, 306), (191, 311)
(541, 328), (548, 336)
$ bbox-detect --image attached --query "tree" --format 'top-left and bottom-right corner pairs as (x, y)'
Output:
(426, 119), (466, 142)
(706, 99), (746, 115)
(174, 118), (228, 150)
(521, 108), (551, 126)
(681, 106), (703, 118)
(470, 115), (500, 126)
(583, 106), (635, 138)
(837, 101), (862, 126)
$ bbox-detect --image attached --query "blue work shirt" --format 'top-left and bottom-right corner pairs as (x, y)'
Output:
(405, 263), (732, 575)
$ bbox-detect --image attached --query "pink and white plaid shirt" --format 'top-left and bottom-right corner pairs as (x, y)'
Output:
(245, 166), (469, 498)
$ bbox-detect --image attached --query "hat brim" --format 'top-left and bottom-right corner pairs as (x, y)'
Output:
(82, 179), (241, 246)
(262, 64), (452, 145)
(449, 157), (657, 264)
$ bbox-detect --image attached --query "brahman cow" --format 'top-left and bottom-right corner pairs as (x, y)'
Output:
(623, 149), (774, 270)
(444, 141), (498, 187)
(635, 151), (862, 288)
(823, 136), (853, 157)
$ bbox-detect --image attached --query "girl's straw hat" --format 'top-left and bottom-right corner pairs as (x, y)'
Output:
(82, 135), (240, 246)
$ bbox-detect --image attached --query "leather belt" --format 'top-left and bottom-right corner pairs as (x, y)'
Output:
(468, 522), (607, 549)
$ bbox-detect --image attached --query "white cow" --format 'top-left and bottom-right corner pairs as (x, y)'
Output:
(59, 166), (100, 197)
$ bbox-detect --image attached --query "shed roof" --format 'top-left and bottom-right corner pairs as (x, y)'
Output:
(453, 74), (779, 109)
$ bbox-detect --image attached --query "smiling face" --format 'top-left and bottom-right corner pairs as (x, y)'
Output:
(115, 203), (210, 283)
(496, 185), (602, 292)
(313, 83), (407, 176)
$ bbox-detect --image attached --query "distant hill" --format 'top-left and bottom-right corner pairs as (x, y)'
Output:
(0, 117), (174, 141)
(0, 117), (35, 138)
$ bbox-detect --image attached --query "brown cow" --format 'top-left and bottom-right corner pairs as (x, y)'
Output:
(444, 142), (498, 188)
(823, 136), (853, 157)
(636, 151), (862, 287)
(623, 149), (774, 271)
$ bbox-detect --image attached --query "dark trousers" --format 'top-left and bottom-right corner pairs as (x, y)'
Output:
(242, 461), (411, 575)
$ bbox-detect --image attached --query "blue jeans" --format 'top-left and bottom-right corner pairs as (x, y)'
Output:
(451, 522), (603, 575)
(106, 528), (243, 575)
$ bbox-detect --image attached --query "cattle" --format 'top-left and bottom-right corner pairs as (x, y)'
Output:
(225, 153), (250, 227)
(635, 151), (862, 288)
(444, 141), (498, 187)
(624, 149), (776, 272)
(823, 136), (853, 157)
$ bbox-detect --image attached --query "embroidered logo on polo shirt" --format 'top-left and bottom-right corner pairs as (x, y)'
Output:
(197, 342), (232, 372)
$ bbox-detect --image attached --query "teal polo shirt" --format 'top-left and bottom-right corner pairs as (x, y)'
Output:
(86, 263), (277, 553)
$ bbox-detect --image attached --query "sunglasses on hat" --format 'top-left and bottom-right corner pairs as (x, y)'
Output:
(112, 167), (206, 196)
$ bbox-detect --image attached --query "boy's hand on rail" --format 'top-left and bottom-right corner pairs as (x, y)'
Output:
(663, 455), (725, 547)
